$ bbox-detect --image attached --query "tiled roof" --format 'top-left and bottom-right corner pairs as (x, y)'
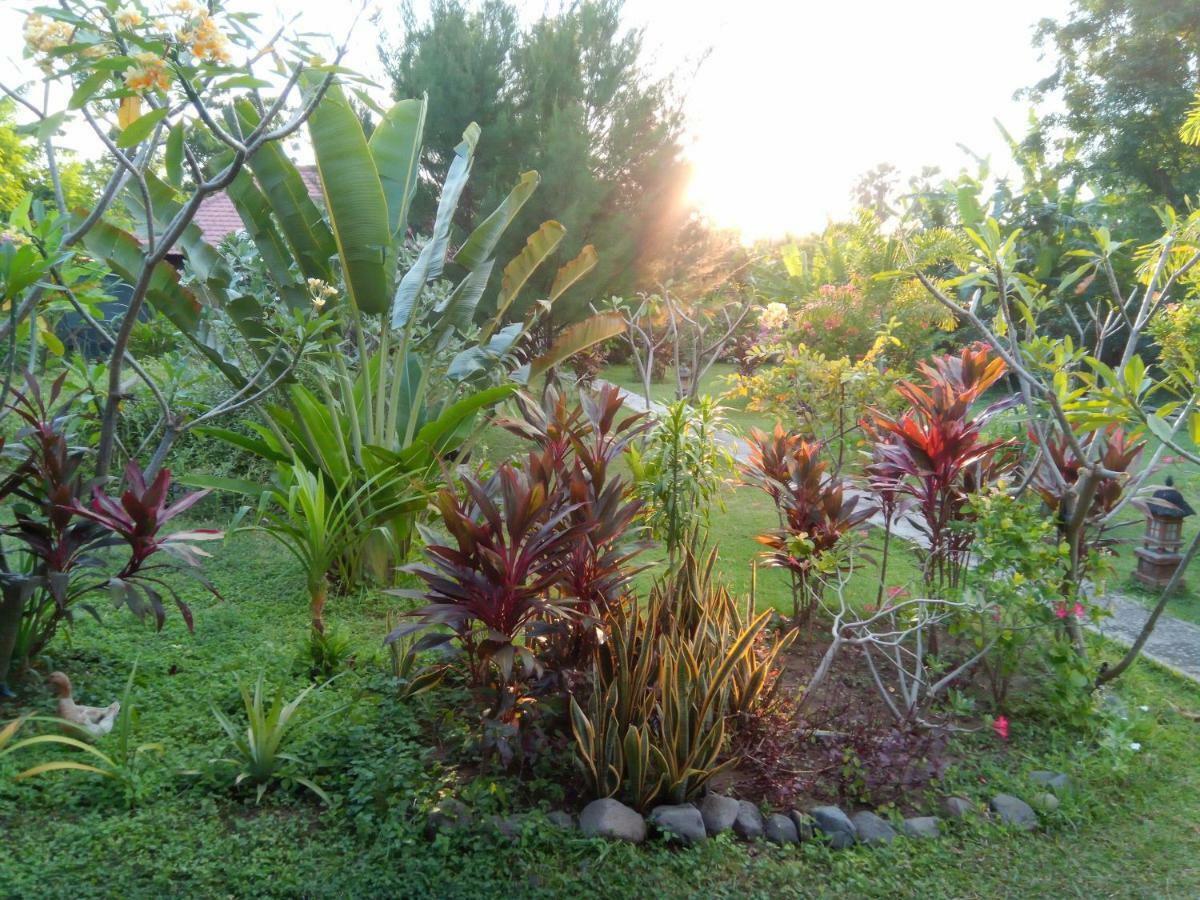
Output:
(191, 164), (323, 247)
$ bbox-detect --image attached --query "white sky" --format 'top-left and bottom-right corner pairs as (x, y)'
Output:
(0, 0), (1072, 240)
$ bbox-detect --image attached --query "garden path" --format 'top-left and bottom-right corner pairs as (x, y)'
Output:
(599, 380), (1200, 682)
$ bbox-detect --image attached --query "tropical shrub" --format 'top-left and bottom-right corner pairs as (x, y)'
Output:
(743, 426), (872, 625)
(497, 384), (648, 667)
(391, 464), (585, 687)
(956, 489), (1093, 723)
(863, 344), (1016, 596)
(728, 342), (902, 467)
(626, 396), (736, 561)
(198, 91), (622, 589)
(0, 376), (219, 694)
(569, 547), (777, 809)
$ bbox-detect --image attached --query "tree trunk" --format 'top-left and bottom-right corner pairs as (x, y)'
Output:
(0, 584), (25, 695)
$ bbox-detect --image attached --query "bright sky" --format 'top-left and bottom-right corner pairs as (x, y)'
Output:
(0, 0), (1072, 240)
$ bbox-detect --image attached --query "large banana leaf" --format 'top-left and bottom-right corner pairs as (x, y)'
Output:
(548, 245), (599, 304)
(78, 217), (242, 384)
(482, 220), (566, 340)
(523, 312), (626, 383)
(453, 170), (540, 271)
(306, 82), (392, 316)
(220, 159), (306, 308)
(430, 259), (495, 341)
(369, 95), (427, 239)
(390, 124), (482, 329)
(235, 101), (336, 282)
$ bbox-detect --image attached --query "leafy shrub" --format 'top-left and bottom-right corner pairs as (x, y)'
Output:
(0, 375), (220, 690)
(626, 396), (735, 560)
(957, 489), (1094, 724)
(743, 426), (872, 625)
(864, 343), (1016, 596)
(569, 546), (780, 809)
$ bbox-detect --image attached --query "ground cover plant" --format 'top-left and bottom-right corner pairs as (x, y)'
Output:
(4, 0), (1200, 897)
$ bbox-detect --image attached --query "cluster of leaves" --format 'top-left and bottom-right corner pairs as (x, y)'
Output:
(0, 374), (218, 689)
(742, 426), (871, 625)
(863, 344), (1016, 594)
(388, 386), (647, 758)
(569, 546), (787, 809)
(727, 343), (903, 466)
(955, 489), (1094, 725)
(625, 396), (735, 560)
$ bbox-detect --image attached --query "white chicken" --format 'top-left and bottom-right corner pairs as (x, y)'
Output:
(47, 671), (120, 739)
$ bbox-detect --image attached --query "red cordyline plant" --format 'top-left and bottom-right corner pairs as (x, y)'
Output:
(0, 374), (220, 696)
(497, 384), (648, 667)
(388, 462), (590, 685)
(1033, 426), (1145, 557)
(863, 344), (1017, 596)
(743, 426), (872, 625)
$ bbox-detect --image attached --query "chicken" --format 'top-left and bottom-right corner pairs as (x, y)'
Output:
(47, 671), (120, 739)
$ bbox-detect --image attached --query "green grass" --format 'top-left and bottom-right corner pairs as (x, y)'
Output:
(4, 397), (1200, 896)
(3, 503), (1200, 896)
(598, 361), (777, 436)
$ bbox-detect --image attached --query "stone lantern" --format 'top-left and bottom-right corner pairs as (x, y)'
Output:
(1133, 477), (1195, 590)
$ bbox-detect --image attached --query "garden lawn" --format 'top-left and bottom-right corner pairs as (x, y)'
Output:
(3, 508), (1200, 897)
(596, 362), (777, 436)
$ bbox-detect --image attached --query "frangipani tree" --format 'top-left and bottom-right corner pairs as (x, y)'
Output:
(3, 0), (373, 479)
(904, 194), (1200, 686)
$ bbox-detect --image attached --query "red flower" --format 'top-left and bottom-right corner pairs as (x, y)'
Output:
(992, 715), (1009, 740)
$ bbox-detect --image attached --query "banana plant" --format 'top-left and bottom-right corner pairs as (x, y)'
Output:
(90, 87), (624, 587)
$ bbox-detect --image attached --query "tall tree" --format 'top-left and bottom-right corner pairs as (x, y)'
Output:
(381, 0), (690, 328)
(0, 100), (36, 216)
(1026, 0), (1200, 206)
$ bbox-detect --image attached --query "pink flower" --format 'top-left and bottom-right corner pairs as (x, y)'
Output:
(1055, 604), (1068, 619)
(1073, 602), (1085, 618)
(887, 586), (909, 600)
(992, 715), (1009, 740)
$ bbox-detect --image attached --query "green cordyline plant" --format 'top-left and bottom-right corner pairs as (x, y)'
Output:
(626, 396), (736, 562)
(210, 672), (343, 805)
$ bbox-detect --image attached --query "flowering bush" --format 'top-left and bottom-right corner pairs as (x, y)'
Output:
(954, 488), (1095, 725)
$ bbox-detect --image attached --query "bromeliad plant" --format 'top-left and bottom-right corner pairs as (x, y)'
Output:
(743, 426), (872, 626)
(210, 672), (343, 806)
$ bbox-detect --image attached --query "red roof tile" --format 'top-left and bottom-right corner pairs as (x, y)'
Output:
(192, 164), (323, 247)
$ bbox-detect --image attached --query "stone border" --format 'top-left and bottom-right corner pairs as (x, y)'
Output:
(426, 770), (1072, 849)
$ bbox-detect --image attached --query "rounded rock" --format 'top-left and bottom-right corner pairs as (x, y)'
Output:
(1029, 770), (1071, 794)
(648, 803), (707, 845)
(939, 796), (978, 820)
(733, 800), (765, 841)
(989, 794), (1038, 831)
(850, 811), (896, 847)
(699, 793), (740, 836)
(1031, 792), (1061, 813)
(810, 805), (857, 849)
(765, 813), (800, 845)
(787, 810), (816, 841)
(580, 798), (647, 843)
(901, 816), (941, 839)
